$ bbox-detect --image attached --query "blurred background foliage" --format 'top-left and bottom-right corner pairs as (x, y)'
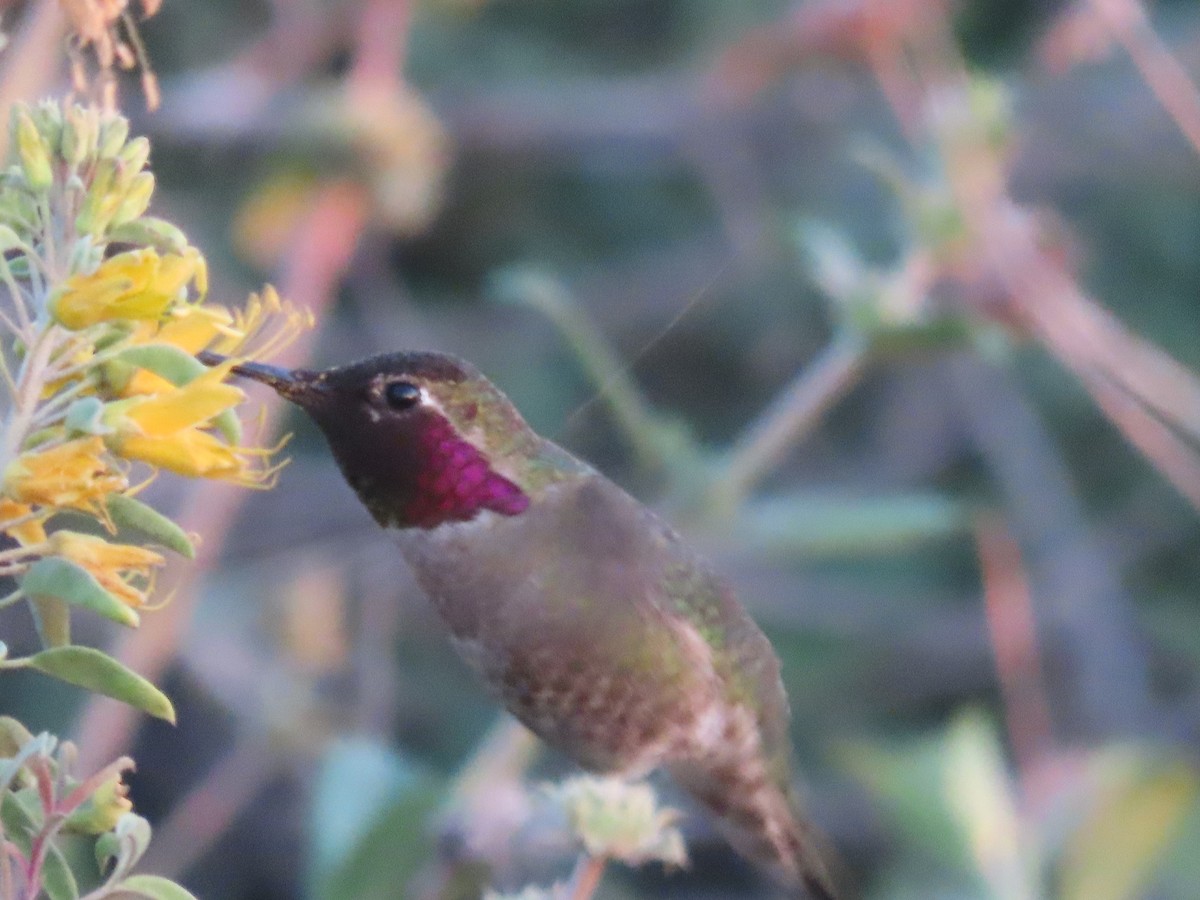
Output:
(2, 0), (1200, 897)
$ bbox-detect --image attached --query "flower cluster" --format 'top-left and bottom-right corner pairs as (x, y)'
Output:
(0, 100), (308, 712)
(0, 716), (197, 899)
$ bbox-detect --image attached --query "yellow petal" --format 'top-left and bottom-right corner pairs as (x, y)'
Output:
(117, 428), (244, 479)
(122, 367), (244, 435)
(48, 531), (164, 609)
(0, 498), (47, 546)
(153, 304), (236, 353)
(50, 530), (164, 571)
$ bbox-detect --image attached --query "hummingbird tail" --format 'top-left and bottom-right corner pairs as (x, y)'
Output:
(667, 757), (838, 899)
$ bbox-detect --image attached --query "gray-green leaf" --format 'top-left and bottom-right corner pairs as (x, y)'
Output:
(106, 494), (195, 558)
(27, 648), (175, 723)
(117, 345), (204, 387)
(109, 875), (199, 900)
(64, 396), (110, 436)
(29, 594), (71, 648)
(41, 842), (80, 900)
(21, 557), (139, 628)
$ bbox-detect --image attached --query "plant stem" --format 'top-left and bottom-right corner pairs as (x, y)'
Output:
(716, 331), (867, 512)
(1, 324), (61, 471)
(567, 854), (607, 900)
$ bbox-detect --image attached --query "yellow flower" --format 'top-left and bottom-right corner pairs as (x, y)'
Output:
(49, 247), (206, 330)
(0, 498), (47, 546)
(115, 364), (242, 434)
(49, 531), (163, 608)
(106, 365), (275, 483)
(3, 437), (126, 514)
(118, 290), (308, 397)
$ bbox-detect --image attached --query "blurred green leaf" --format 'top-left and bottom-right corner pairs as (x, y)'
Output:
(109, 874), (199, 900)
(27, 648), (175, 722)
(310, 738), (418, 881)
(842, 732), (972, 872)
(1060, 756), (1199, 900)
(737, 492), (972, 558)
(64, 397), (110, 437)
(941, 711), (1036, 898)
(30, 594), (72, 648)
(1, 787), (38, 839)
(315, 778), (446, 900)
(41, 841), (80, 900)
(0, 716), (35, 757)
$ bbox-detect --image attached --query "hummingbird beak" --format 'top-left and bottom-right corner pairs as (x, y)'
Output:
(198, 352), (326, 406)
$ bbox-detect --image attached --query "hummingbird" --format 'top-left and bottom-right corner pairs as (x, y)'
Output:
(216, 350), (837, 899)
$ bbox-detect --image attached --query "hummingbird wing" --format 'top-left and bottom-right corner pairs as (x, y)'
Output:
(397, 467), (836, 896)
(646, 532), (837, 898)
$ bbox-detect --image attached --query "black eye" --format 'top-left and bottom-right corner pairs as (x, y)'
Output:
(384, 381), (422, 411)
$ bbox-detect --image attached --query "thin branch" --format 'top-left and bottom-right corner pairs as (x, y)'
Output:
(718, 331), (868, 511)
(567, 853), (607, 900)
(1088, 0), (1200, 158)
(137, 733), (279, 877)
(509, 272), (691, 475)
(975, 515), (1057, 788)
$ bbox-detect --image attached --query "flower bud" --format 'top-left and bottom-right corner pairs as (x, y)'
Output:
(62, 105), (97, 169)
(117, 136), (151, 174)
(111, 172), (155, 227)
(98, 115), (130, 159)
(64, 773), (134, 835)
(12, 107), (52, 191)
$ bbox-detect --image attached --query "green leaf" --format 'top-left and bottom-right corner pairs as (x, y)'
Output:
(116, 344), (205, 387)
(0, 731), (53, 794)
(64, 396), (110, 436)
(311, 739), (415, 878)
(113, 812), (152, 872)
(1061, 756), (1200, 900)
(213, 407), (242, 445)
(95, 831), (121, 873)
(106, 494), (195, 558)
(30, 594), (71, 648)
(1, 791), (36, 851)
(27, 648), (175, 723)
(106, 217), (189, 254)
(315, 781), (446, 900)
(941, 711), (1034, 896)
(110, 875), (199, 900)
(0, 716), (35, 757)
(736, 491), (971, 559)
(21, 557), (140, 628)
(41, 841), (80, 900)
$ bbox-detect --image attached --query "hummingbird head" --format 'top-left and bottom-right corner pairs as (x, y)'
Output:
(222, 351), (537, 529)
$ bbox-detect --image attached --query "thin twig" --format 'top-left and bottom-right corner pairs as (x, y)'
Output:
(1088, 0), (1200, 158)
(718, 331), (868, 511)
(514, 273), (687, 474)
(567, 853), (607, 900)
(975, 515), (1057, 787)
(136, 732), (280, 877)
